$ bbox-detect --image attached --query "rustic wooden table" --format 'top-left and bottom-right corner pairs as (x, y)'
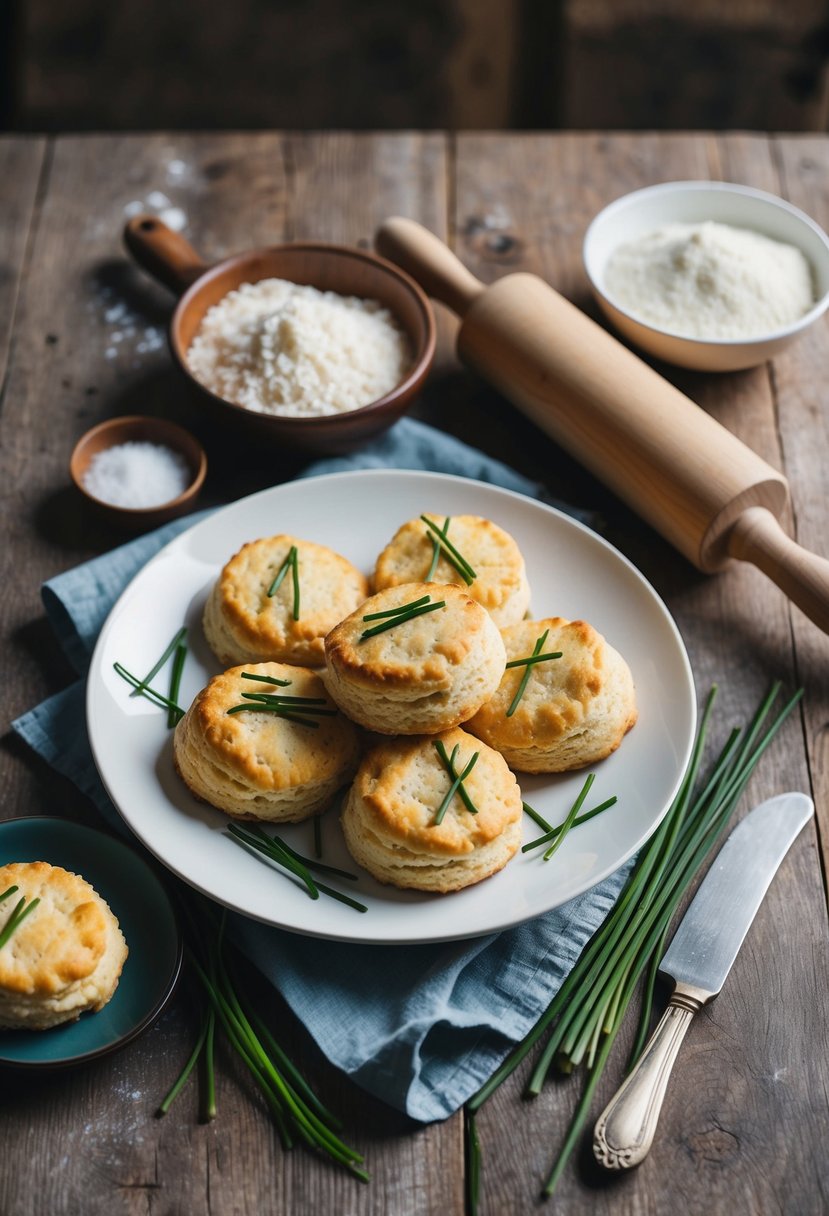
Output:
(1, 131), (828, 1216)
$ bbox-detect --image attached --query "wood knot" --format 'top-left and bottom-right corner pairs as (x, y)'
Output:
(462, 216), (523, 265)
(684, 1123), (740, 1166)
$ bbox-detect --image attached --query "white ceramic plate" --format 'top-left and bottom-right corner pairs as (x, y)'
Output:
(87, 469), (696, 944)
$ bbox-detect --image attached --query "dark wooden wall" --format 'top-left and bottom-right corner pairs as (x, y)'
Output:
(6, 0), (829, 131)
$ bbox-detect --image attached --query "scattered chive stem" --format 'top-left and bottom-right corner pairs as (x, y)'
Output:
(167, 635), (188, 729)
(463, 682), (803, 1207)
(228, 824), (367, 912)
(267, 546), (301, 620)
(0, 886), (18, 905)
(434, 750), (479, 826)
(542, 773), (595, 861)
(227, 687), (337, 727)
(359, 596), (445, 641)
(425, 516), (451, 582)
(522, 795), (618, 853)
(506, 630), (549, 718)
(434, 739), (480, 815)
(504, 650), (563, 670)
(362, 595), (432, 621)
(242, 671), (292, 688)
(114, 662), (185, 718)
(0, 894), (40, 950)
(131, 626), (187, 698)
(420, 515), (477, 585)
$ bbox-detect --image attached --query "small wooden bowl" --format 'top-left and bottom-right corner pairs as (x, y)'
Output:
(70, 415), (207, 531)
(124, 217), (437, 455)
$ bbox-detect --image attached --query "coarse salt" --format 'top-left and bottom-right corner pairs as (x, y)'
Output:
(83, 442), (190, 508)
(186, 278), (411, 418)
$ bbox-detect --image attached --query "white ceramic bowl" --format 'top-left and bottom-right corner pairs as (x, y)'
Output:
(583, 180), (829, 371)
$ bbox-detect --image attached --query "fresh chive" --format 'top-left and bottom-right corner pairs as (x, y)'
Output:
(0, 886), (19, 905)
(463, 683), (802, 1207)
(420, 515), (477, 585)
(167, 638), (188, 729)
(290, 549), (301, 620)
(505, 630), (549, 718)
(226, 705), (320, 727)
(434, 739), (479, 815)
(362, 594), (431, 621)
(522, 802), (552, 832)
(240, 693), (331, 708)
(425, 516), (450, 582)
(202, 1006), (217, 1121)
(313, 817), (322, 860)
(267, 832), (360, 882)
(542, 774), (595, 861)
(465, 1108), (481, 1216)
(241, 672), (292, 688)
(170, 896), (367, 1178)
(267, 546), (297, 598)
(504, 651), (563, 670)
(131, 626), (187, 698)
(0, 895), (40, 950)
(157, 1010), (211, 1116)
(359, 598), (446, 641)
(228, 826), (367, 912)
(434, 751), (479, 826)
(114, 662), (185, 717)
(522, 796), (618, 852)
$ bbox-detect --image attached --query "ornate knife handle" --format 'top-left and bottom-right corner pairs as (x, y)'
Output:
(593, 989), (704, 1170)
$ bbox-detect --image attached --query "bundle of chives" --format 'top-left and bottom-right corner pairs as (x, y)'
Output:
(159, 897), (367, 1180)
(464, 683), (802, 1209)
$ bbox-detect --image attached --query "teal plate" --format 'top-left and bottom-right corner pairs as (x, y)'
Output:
(0, 817), (182, 1068)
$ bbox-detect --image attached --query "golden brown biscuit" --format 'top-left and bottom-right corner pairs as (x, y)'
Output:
(174, 662), (362, 823)
(341, 728), (522, 892)
(466, 617), (637, 773)
(324, 582), (506, 735)
(0, 861), (128, 1031)
(204, 534), (368, 667)
(373, 514), (530, 626)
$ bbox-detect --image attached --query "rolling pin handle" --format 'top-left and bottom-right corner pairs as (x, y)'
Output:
(727, 507), (829, 634)
(375, 217), (484, 317)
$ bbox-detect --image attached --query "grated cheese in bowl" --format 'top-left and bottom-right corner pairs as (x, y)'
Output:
(186, 278), (411, 418)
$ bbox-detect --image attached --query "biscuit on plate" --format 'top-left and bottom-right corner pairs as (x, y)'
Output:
(203, 535), (368, 668)
(0, 861), (128, 1031)
(466, 617), (637, 773)
(341, 727), (522, 892)
(373, 514), (530, 626)
(174, 662), (362, 823)
(324, 581), (506, 735)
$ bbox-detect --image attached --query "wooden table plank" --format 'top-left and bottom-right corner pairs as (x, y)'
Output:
(0, 138), (46, 394)
(453, 130), (829, 1215)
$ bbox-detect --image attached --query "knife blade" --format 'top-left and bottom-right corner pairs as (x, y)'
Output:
(593, 791), (814, 1171)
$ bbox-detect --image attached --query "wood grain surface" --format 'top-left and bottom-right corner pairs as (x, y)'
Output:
(1, 131), (828, 1216)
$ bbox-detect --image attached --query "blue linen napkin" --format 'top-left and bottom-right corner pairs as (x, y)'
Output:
(13, 416), (630, 1123)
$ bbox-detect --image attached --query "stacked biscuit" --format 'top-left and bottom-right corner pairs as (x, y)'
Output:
(0, 861), (127, 1030)
(174, 513), (637, 895)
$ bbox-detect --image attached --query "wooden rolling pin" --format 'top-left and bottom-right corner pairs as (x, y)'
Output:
(375, 217), (829, 635)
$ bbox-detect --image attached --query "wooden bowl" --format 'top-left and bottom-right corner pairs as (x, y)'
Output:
(70, 415), (207, 531)
(124, 217), (436, 455)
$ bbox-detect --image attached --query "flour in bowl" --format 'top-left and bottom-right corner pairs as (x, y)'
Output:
(186, 279), (411, 417)
(604, 221), (815, 340)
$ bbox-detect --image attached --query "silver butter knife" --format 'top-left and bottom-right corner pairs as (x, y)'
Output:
(593, 790), (814, 1171)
